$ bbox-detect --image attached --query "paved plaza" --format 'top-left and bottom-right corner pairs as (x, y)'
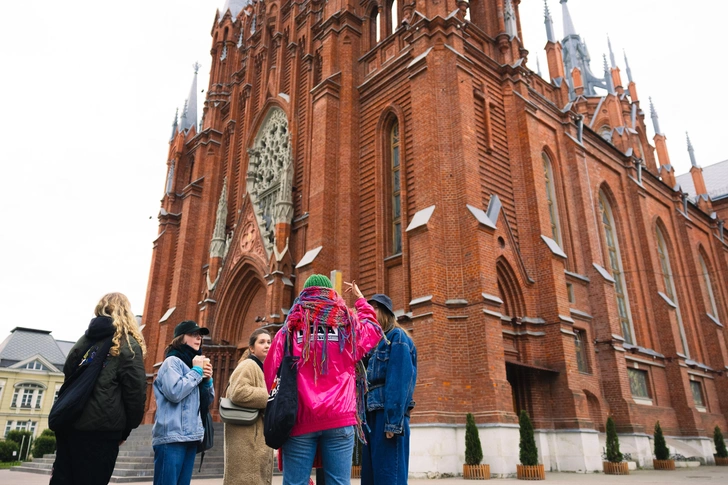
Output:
(2, 466), (728, 484)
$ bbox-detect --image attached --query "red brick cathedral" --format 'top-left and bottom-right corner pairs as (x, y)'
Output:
(141, 0), (728, 475)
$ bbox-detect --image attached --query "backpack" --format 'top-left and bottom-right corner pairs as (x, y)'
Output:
(49, 338), (113, 432)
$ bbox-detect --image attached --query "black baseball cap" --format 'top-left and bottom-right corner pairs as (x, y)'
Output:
(368, 294), (395, 317)
(174, 320), (210, 338)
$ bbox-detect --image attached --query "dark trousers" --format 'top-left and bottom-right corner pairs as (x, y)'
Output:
(50, 431), (120, 485)
(361, 410), (410, 485)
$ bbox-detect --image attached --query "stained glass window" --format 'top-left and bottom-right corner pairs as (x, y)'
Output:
(628, 368), (650, 399)
(599, 192), (634, 344)
(542, 153), (562, 247)
(690, 381), (705, 408)
(391, 122), (402, 255)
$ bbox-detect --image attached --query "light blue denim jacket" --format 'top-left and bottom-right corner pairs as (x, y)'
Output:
(365, 327), (417, 434)
(152, 356), (214, 446)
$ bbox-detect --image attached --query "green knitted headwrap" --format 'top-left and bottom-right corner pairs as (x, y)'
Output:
(304, 274), (333, 288)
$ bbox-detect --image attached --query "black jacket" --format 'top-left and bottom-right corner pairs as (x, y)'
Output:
(63, 317), (147, 439)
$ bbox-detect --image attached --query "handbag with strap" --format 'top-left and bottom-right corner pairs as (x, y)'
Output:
(219, 397), (260, 425)
(49, 337), (114, 432)
(264, 332), (299, 449)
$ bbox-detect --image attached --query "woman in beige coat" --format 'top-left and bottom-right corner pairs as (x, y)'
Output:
(223, 328), (274, 485)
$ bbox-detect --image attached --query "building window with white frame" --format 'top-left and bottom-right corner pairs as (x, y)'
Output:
(24, 360), (46, 371)
(11, 383), (45, 409)
(4, 420), (38, 437)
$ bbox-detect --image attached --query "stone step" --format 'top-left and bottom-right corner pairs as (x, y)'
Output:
(14, 422), (230, 480)
(10, 466), (53, 475)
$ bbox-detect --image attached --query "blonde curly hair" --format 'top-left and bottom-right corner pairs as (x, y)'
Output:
(95, 292), (147, 357)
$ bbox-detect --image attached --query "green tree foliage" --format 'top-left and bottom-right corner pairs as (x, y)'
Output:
(32, 435), (56, 459)
(714, 426), (728, 459)
(465, 413), (483, 465)
(519, 410), (539, 466)
(605, 417), (623, 463)
(0, 440), (19, 462)
(6, 430), (32, 460)
(40, 429), (55, 438)
(653, 421), (670, 460)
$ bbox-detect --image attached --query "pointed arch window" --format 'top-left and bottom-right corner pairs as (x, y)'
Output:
(699, 253), (719, 319)
(390, 121), (402, 255)
(369, 7), (380, 49)
(387, 0), (399, 36)
(599, 126), (612, 143)
(598, 191), (635, 344)
(656, 226), (689, 356)
(542, 153), (562, 247)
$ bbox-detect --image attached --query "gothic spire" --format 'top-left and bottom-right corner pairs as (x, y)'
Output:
(603, 55), (615, 94)
(623, 50), (633, 83)
(537, 57), (543, 77)
(170, 108), (178, 141)
(180, 100), (188, 132)
(608, 36), (616, 68)
(687, 132), (699, 168)
(505, 0), (518, 39)
(220, 0), (250, 22)
(544, 0), (556, 43)
(181, 62), (200, 132)
(561, 0), (577, 38)
(650, 98), (662, 135)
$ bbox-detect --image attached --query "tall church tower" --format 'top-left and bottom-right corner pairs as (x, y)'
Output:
(142, 0), (728, 474)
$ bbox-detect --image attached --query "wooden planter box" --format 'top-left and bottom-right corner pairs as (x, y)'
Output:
(463, 464), (491, 479)
(517, 464), (545, 480)
(603, 461), (629, 475)
(653, 459), (675, 470)
(715, 456), (728, 466)
(351, 465), (361, 478)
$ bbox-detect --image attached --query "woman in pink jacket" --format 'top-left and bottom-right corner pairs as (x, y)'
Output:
(264, 274), (383, 485)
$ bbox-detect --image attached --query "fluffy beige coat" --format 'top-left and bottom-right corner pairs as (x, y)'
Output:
(223, 357), (273, 485)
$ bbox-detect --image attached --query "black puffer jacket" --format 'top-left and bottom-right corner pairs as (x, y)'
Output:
(63, 316), (147, 439)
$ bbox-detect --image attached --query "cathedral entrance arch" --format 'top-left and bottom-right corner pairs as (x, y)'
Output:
(214, 260), (268, 355)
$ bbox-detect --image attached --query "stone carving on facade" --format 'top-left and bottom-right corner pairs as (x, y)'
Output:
(209, 177), (229, 259)
(246, 107), (294, 256)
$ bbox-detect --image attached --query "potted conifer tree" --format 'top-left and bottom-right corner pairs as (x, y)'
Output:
(653, 421), (675, 470)
(517, 410), (545, 480)
(602, 417), (628, 475)
(714, 426), (728, 466)
(463, 413), (490, 479)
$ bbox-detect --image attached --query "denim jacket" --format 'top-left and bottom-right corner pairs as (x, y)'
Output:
(365, 327), (417, 435)
(152, 356), (214, 446)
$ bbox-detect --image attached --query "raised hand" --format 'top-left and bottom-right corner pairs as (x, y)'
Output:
(344, 280), (364, 299)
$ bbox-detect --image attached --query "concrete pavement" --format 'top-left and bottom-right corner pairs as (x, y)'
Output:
(3, 466), (728, 484)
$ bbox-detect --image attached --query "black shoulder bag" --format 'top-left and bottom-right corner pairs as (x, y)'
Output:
(197, 381), (214, 472)
(49, 338), (114, 432)
(263, 331), (299, 449)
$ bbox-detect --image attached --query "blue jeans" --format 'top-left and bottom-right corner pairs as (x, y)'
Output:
(361, 410), (410, 485)
(153, 442), (198, 485)
(281, 426), (355, 485)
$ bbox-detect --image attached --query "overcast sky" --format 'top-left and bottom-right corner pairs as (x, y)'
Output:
(0, 0), (725, 343)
